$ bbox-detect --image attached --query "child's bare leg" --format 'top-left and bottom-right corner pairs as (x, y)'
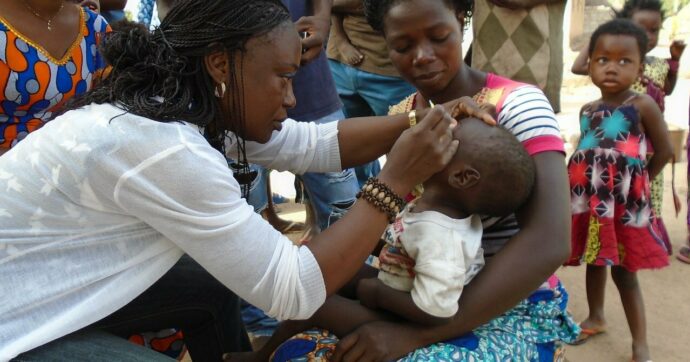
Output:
(227, 295), (392, 361)
(581, 264), (608, 330)
(611, 266), (650, 362)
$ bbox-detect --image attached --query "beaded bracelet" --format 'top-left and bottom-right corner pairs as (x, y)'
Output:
(667, 59), (679, 73)
(356, 177), (406, 222)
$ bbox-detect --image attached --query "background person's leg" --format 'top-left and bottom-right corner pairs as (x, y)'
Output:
(94, 255), (251, 361)
(12, 330), (174, 362)
(300, 109), (359, 231)
(329, 60), (380, 187)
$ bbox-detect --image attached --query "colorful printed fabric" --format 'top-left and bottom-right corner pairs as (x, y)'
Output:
(566, 99), (670, 271)
(0, 7), (109, 150)
(128, 329), (186, 359)
(271, 279), (579, 362)
(137, 0), (156, 28)
(271, 329), (338, 362)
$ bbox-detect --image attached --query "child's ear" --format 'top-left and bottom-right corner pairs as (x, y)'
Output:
(638, 61), (644, 77)
(449, 166), (480, 189)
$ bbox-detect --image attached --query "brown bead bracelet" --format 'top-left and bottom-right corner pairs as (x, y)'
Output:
(356, 177), (406, 223)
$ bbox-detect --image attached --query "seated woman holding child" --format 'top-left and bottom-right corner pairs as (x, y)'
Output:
(230, 0), (580, 361)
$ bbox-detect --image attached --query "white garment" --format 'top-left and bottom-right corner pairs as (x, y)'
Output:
(0, 103), (340, 360)
(378, 205), (484, 318)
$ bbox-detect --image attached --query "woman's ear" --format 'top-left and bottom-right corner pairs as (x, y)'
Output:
(449, 166), (480, 189)
(204, 50), (230, 85)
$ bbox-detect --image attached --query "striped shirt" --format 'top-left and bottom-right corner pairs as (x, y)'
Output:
(482, 84), (563, 255)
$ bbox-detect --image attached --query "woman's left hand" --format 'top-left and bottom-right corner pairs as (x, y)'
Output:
(331, 321), (422, 362)
(444, 97), (497, 126)
(415, 95), (496, 126)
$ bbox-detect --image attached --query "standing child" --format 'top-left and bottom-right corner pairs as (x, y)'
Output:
(572, 0), (686, 253)
(566, 19), (674, 362)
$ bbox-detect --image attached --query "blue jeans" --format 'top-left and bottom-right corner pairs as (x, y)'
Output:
(12, 331), (174, 362)
(246, 110), (358, 231)
(328, 60), (416, 186)
(14, 255), (251, 361)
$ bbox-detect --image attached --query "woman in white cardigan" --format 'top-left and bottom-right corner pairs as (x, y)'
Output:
(0, 0), (492, 360)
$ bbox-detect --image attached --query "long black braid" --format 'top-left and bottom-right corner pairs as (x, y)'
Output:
(64, 0), (291, 197)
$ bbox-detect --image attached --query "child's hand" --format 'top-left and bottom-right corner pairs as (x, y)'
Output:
(670, 40), (686, 60)
(357, 278), (381, 309)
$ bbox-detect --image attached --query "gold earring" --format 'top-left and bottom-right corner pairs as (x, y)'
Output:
(214, 82), (226, 98)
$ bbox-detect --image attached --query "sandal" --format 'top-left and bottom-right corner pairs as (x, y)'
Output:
(677, 245), (690, 264)
(568, 326), (606, 345)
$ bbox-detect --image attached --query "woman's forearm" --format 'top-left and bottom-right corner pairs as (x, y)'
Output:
(411, 152), (571, 344)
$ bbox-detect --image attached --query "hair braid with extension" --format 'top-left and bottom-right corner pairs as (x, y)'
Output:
(64, 0), (291, 197)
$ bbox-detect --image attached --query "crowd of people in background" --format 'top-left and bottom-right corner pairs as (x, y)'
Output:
(0, 0), (688, 361)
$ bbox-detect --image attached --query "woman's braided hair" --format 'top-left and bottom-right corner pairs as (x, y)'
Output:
(66, 0), (291, 152)
(363, 0), (473, 33)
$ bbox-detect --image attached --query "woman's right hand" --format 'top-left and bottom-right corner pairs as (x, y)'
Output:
(377, 105), (459, 196)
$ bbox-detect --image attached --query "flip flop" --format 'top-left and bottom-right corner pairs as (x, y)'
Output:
(677, 246), (690, 264)
(568, 326), (606, 345)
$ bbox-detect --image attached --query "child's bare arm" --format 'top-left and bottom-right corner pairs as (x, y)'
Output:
(227, 295), (392, 362)
(637, 94), (672, 179)
(571, 40), (590, 75)
(358, 278), (451, 326)
(664, 40), (685, 95)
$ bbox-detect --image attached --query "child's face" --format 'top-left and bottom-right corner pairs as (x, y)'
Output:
(631, 10), (662, 51)
(589, 34), (643, 94)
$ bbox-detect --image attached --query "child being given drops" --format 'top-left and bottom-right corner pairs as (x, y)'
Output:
(230, 117), (536, 361)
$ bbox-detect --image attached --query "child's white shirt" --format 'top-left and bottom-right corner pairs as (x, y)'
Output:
(378, 204), (484, 318)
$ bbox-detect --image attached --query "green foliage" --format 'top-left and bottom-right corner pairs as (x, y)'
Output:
(663, 0), (689, 14)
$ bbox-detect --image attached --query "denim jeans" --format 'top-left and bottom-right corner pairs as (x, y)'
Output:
(246, 109), (358, 231)
(12, 331), (175, 362)
(328, 60), (416, 186)
(14, 255), (251, 362)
